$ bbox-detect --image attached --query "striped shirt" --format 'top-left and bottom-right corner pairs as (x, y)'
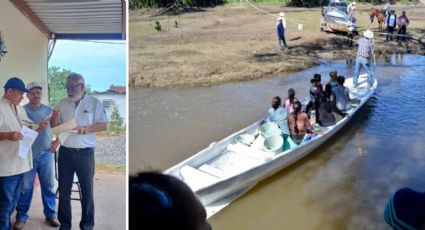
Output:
(356, 37), (374, 58)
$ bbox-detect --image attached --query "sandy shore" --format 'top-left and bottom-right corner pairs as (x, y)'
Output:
(130, 3), (425, 89)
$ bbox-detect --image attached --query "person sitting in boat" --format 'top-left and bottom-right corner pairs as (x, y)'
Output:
(327, 70), (338, 90)
(129, 171), (212, 230)
(265, 96), (290, 138)
(332, 76), (351, 116)
(323, 83), (333, 102)
(305, 74), (323, 124)
(289, 101), (313, 145)
(318, 95), (336, 127)
(284, 88), (299, 114)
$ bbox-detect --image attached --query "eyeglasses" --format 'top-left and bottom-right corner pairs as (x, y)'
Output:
(65, 83), (82, 91)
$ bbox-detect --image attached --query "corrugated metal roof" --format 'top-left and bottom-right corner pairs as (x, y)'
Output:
(12, 0), (126, 40)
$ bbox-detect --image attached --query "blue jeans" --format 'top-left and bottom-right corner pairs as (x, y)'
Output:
(353, 56), (373, 86)
(16, 151), (56, 222)
(0, 174), (23, 230)
(58, 147), (95, 230)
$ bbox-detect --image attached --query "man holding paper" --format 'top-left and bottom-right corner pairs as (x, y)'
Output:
(51, 73), (108, 230)
(13, 82), (60, 229)
(0, 77), (32, 230)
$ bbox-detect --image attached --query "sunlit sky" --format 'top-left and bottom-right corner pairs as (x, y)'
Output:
(48, 40), (126, 92)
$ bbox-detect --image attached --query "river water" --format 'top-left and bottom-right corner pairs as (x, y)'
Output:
(129, 54), (425, 229)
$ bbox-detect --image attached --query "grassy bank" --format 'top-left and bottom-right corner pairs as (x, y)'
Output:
(130, 3), (425, 88)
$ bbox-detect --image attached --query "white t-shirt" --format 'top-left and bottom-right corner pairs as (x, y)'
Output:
(388, 14), (396, 27)
(57, 94), (108, 148)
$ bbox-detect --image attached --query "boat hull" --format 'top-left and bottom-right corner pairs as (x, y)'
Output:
(166, 75), (377, 217)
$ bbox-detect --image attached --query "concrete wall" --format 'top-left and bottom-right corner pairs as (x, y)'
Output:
(94, 94), (127, 124)
(0, 1), (48, 104)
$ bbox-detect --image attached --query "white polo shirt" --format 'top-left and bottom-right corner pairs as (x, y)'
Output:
(57, 94), (108, 148)
(0, 98), (33, 177)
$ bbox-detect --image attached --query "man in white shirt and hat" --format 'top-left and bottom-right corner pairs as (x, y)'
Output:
(51, 73), (108, 230)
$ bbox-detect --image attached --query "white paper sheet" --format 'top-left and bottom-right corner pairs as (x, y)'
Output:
(19, 126), (38, 159)
(52, 119), (77, 135)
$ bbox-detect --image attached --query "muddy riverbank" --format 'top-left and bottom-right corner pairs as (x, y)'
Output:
(130, 3), (425, 88)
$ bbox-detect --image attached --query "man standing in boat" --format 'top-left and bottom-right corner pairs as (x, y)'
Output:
(353, 29), (375, 88)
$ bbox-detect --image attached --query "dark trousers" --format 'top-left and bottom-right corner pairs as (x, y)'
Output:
(0, 174), (23, 230)
(58, 146), (95, 230)
(397, 25), (407, 41)
(386, 26), (395, 40)
(278, 35), (287, 50)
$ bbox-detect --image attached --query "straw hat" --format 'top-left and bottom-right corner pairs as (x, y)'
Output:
(279, 12), (285, 17)
(363, 29), (374, 39)
(352, 2), (356, 5)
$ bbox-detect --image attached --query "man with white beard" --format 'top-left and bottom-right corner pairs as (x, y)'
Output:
(51, 73), (108, 230)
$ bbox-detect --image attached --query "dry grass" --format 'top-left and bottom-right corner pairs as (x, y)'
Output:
(96, 163), (125, 174)
(130, 3), (425, 88)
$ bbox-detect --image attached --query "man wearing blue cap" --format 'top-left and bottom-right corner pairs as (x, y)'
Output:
(13, 82), (60, 229)
(0, 77), (33, 230)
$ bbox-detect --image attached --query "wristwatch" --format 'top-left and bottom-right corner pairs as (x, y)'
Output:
(82, 127), (88, 134)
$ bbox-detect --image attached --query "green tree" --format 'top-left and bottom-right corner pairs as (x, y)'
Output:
(48, 66), (70, 107)
(109, 104), (124, 134)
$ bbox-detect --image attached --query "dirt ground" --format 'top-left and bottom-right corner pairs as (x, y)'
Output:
(130, 3), (425, 88)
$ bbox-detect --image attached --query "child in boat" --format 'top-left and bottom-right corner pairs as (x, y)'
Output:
(284, 88), (299, 114)
(289, 101), (315, 145)
(327, 71), (338, 89)
(323, 83), (333, 102)
(129, 171), (211, 230)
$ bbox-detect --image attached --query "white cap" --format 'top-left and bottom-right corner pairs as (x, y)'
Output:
(279, 12), (285, 17)
(26, 82), (43, 90)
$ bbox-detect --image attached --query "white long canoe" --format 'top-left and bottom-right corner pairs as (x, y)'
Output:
(165, 74), (377, 218)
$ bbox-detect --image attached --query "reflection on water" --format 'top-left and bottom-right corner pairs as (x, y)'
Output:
(130, 55), (425, 229)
